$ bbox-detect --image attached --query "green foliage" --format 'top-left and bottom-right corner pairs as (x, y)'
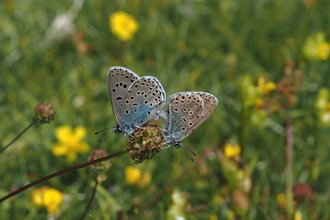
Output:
(1, 0), (330, 219)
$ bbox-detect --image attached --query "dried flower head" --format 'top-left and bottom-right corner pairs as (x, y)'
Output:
(34, 102), (56, 123)
(277, 61), (303, 108)
(127, 124), (163, 164)
(88, 149), (111, 171)
(88, 149), (111, 183)
(293, 183), (313, 202)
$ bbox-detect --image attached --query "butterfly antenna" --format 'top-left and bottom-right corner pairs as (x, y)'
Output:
(180, 143), (196, 161)
(94, 126), (114, 135)
(97, 131), (112, 145)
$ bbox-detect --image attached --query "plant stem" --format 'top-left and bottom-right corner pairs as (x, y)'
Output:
(285, 109), (293, 218)
(0, 119), (36, 154)
(80, 180), (98, 220)
(0, 150), (127, 203)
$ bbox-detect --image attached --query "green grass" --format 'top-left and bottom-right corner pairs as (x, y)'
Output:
(1, 0), (330, 219)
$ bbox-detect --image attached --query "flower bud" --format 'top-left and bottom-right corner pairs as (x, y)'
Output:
(34, 102), (56, 123)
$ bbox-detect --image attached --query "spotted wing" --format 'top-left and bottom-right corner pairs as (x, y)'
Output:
(166, 92), (218, 142)
(120, 76), (166, 128)
(108, 66), (140, 127)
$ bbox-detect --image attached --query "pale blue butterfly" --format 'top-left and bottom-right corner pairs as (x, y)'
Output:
(160, 92), (218, 156)
(108, 66), (166, 135)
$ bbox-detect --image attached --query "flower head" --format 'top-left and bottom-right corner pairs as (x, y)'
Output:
(127, 124), (163, 164)
(315, 88), (330, 126)
(109, 11), (139, 41)
(293, 183), (313, 202)
(32, 186), (63, 214)
(303, 32), (330, 61)
(224, 143), (241, 158)
(34, 102), (56, 123)
(294, 210), (303, 220)
(125, 166), (151, 188)
(276, 193), (286, 209)
(317, 42), (330, 60)
(257, 76), (276, 95)
(52, 125), (90, 162)
(88, 149), (111, 183)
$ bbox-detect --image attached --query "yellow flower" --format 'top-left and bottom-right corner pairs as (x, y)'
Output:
(125, 166), (151, 188)
(52, 125), (90, 162)
(109, 11), (138, 41)
(317, 42), (330, 60)
(209, 214), (218, 220)
(315, 88), (330, 126)
(125, 166), (141, 185)
(303, 32), (330, 61)
(32, 187), (63, 214)
(276, 193), (286, 209)
(294, 210), (303, 220)
(224, 143), (241, 158)
(258, 76), (276, 95)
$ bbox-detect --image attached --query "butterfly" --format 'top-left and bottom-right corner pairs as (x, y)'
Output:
(108, 66), (166, 135)
(161, 91), (218, 153)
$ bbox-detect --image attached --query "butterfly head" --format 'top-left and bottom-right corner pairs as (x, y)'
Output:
(113, 125), (123, 134)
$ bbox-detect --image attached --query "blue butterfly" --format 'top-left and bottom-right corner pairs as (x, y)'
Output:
(161, 91), (218, 153)
(108, 66), (166, 135)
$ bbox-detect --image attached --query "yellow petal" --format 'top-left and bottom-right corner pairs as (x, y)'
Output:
(317, 42), (330, 60)
(31, 189), (43, 207)
(46, 204), (60, 214)
(262, 81), (276, 94)
(276, 193), (286, 208)
(43, 188), (63, 214)
(125, 166), (141, 185)
(55, 125), (73, 143)
(76, 142), (90, 153)
(73, 126), (86, 141)
(294, 210), (302, 220)
(224, 143), (241, 158)
(52, 143), (69, 156)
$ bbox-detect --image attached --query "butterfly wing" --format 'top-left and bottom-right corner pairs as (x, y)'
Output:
(196, 92), (218, 123)
(165, 92), (218, 142)
(121, 76), (166, 130)
(108, 66), (140, 128)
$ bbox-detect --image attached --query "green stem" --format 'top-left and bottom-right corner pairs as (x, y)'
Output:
(80, 180), (98, 220)
(285, 109), (293, 218)
(0, 119), (36, 154)
(0, 150), (127, 203)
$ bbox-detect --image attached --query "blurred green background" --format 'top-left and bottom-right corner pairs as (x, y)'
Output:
(1, 0), (330, 219)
